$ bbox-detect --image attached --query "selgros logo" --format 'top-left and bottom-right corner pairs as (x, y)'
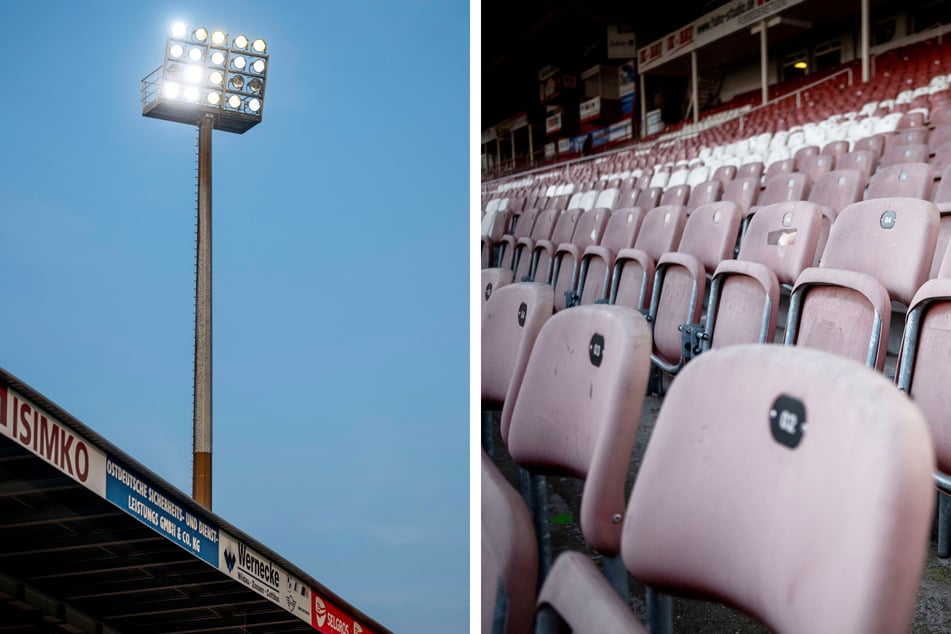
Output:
(312, 592), (375, 634)
(314, 596), (327, 627)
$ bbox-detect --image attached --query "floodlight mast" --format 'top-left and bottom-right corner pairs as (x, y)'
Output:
(141, 25), (268, 510)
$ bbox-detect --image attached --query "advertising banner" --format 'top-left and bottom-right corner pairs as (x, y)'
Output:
(313, 591), (376, 634)
(0, 385), (106, 496)
(219, 531), (312, 624)
(637, 0), (806, 72)
(105, 455), (219, 567)
(618, 61), (636, 115)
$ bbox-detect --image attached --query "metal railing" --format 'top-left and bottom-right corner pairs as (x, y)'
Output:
(141, 66), (162, 112)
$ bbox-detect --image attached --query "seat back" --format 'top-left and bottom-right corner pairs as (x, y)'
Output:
(821, 197), (939, 305)
(678, 201), (743, 273)
(865, 162), (933, 200)
(793, 144), (820, 171)
(929, 124), (951, 152)
(632, 204), (688, 261)
(550, 208), (611, 309)
(623, 344), (934, 634)
(594, 187), (619, 210)
(686, 179), (723, 213)
(852, 133), (885, 158)
(530, 208), (583, 281)
(836, 149), (878, 180)
(610, 204), (689, 311)
(764, 158), (795, 183)
(576, 208), (644, 306)
(821, 139), (849, 158)
(503, 305), (652, 555)
(481, 282), (553, 406)
(739, 201), (822, 286)
(712, 164), (737, 186)
(890, 127), (929, 148)
(721, 176), (761, 213)
(659, 184), (690, 207)
(808, 168), (865, 215)
(758, 172), (811, 207)
(879, 143), (930, 168)
(480, 268), (514, 308)
(736, 161), (764, 181)
(798, 153), (836, 184)
(481, 451), (538, 634)
(634, 186), (662, 211)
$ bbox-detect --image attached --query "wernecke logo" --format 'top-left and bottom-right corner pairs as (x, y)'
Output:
(314, 596), (327, 627)
(224, 545), (237, 572)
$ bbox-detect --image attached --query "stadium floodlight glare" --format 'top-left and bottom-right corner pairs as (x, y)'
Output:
(141, 24), (270, 510)
(142, 23), (269, 133)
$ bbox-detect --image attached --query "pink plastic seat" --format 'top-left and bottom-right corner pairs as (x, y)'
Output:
(736, 161), (764, 181)
(836, 149), (878, 180)
(821, 139), (849, 159)
(721, 176), (761, 214)
(864, 162), (934, 200)
(481, 282), (554, 409)
(793, 144), (820, 171)
(502, 304), (652, 556)
(495, 206), (544, 270)
(798, 153), (835, 185)
(572, 208), (644, 306)
(609, 205), (688, 310)
(624, 344), (934, 634)
(480, 268), (514, 309)
(634, 186), (662, 211)
(711, 164), (737, 187)
(785, 198), (939, 369)
(685, 179), (722, 213)
(647, 201), (742, 373)
(764, 158), (795, 183)
(510, 208), (567, 282)
(807, 169), (865, 262)
(522, 208), (577, 281)
(535, 345), (934, 634)
(481, 451), (537, 634)
(852, 133), (886, 158)
(705, 202), (822, 350)
(548, 208), (611, 310)
(659, 184), (689, 207)
(879, 143), (930, 168)
(929, 124), (951, 152)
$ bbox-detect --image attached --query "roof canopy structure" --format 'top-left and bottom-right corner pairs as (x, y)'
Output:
(0, 368), (388, 634)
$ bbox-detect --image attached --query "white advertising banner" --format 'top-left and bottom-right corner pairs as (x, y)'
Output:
(638, 0), (806, 72)
(0, 384), (106, 496)
(219, 530), (312, 624)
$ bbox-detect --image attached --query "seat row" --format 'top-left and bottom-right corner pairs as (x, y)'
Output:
(481, 298), (937, 633)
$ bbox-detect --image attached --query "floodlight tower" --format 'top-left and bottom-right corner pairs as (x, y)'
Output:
(141, 23), (269, 510)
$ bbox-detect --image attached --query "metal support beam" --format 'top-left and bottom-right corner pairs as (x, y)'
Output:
(861, 0), (870, 82)
(760, 19), (768, 105)
(691, 50), (699, 125)
(640, 72), (647, 139)
(193, 112), (214, 510)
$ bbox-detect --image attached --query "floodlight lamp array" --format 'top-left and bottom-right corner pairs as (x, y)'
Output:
(156, 24), (268, 129)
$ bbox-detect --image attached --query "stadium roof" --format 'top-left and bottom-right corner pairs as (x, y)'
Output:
(0, 368), (388, 634)
(481, 0), (892, 126)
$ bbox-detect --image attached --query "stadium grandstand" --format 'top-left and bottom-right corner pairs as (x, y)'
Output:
(0, 368), (388, 633)
(480, 0), (951, 631)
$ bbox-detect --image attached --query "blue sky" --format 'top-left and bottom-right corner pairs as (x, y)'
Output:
(0, 1), (469, 632)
